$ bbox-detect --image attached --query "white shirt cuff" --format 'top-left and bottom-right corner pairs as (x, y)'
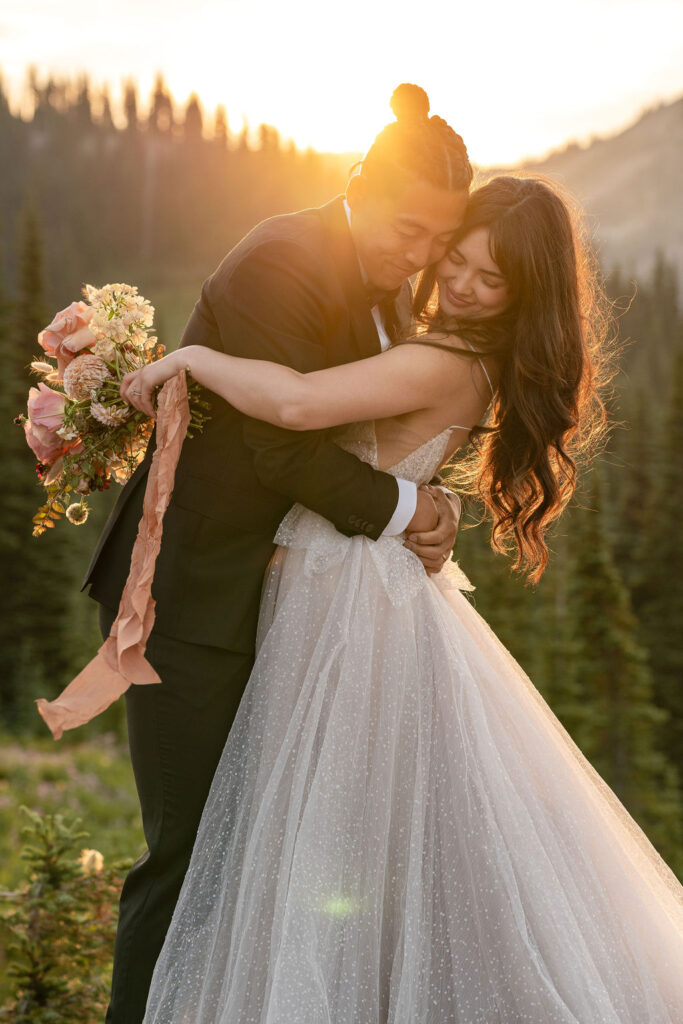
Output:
(381, 478), (418, 536)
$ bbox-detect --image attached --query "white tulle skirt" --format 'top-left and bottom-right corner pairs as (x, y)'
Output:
(142, 512), (683, 1024)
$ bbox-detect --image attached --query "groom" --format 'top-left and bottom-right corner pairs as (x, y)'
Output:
(83, 155), (468, 1020)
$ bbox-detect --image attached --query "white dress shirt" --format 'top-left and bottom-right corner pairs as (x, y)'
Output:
(342, 200), (418, 536)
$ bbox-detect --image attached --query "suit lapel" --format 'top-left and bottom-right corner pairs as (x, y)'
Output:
(318, 196), (382, 362)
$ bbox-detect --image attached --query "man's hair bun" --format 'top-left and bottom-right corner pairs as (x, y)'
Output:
(390, 84), (430, 124)
(356, 83), (472, 195)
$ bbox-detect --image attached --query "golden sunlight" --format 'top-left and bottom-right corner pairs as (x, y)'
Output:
(2, 0), (682, 164)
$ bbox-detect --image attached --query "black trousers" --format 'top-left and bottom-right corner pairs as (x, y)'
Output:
(99, 604), (254, 1024)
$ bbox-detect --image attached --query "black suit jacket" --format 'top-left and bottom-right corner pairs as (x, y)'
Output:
(82, 196), (409, 652)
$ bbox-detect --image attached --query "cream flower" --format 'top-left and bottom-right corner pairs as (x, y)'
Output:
(56, 424), (79, 441)
(66, 502), (90, 525)
(62, 354), (112, 401)
(30, 360), (56, 377)
(90, 400), (132, 426)
(92, 336), (117, 360)
(78, 846), (103, 871)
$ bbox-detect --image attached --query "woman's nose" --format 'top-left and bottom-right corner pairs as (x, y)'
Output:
(445, 268), (473, 295)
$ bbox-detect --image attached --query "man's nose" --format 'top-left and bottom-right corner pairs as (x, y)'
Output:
(404, 237), (433, 269)
(428, 238), (451, 265)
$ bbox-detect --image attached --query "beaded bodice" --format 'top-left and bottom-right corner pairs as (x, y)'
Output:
(332, 419), (458, 486)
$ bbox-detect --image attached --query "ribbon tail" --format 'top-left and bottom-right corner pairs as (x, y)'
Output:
(35, 368), (190, 739)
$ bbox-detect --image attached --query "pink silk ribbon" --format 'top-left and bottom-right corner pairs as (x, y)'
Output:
(36, 369), (191, 740)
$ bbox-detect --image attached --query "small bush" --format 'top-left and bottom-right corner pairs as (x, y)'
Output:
(0, 806), (131, 1023)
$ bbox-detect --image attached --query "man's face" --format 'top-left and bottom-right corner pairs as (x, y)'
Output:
(347, 177), (468, 290)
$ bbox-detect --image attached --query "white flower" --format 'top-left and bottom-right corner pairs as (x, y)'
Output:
(30, 360), (56, 377)
(90, 400), (132, 426)
(62, 354), (112, 401)
(92, 336), (117, 360)
(78, 846), (103, 871)
(56, 424), (79, 441)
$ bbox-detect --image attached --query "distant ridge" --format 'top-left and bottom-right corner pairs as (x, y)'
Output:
(480, 95), (683, 283)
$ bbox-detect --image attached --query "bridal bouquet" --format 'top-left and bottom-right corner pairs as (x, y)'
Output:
(17, 282), (208, 536)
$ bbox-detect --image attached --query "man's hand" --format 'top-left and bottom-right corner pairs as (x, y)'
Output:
(404, 485), (461, 575)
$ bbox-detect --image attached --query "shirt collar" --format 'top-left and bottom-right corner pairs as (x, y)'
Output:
(343, 198), (370, 286)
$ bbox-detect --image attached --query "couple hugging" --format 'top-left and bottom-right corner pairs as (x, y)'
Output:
(77, 84), (683, 1023)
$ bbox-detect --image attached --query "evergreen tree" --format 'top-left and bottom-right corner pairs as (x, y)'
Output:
(258, 123), (281, 154)
(183, 93), (203, 143)
(1, 807), (126, 1021)
(213, 105), (228, 149)
(122, 78), (139, 132)
(607, 256), (683, 397)
(148, 72), (174, 136)
(610, 387), (659, 593)
(0, 217), (21, 716)
(13, 201), (49, 408)
(564, 462), (681, 872)
(0, 202), (80, 730)
(98, 85), (115, 132)
(0, 70), (11, 122)
(71, 73), (93, 129)
(632, 344), (683, 774)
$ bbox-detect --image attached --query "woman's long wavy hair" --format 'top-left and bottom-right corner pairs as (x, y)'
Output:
(412, 174), (622, 586)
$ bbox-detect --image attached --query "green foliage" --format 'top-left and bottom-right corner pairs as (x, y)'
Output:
(0, 203), (93, 730)
(563, 464), (682, 872)
(0, 806), (130, 1022)
(631, 344), (683, 770)
(0, 734), (143, 896)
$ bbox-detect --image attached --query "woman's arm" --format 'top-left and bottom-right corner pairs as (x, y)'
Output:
(120, 341), (457, 429)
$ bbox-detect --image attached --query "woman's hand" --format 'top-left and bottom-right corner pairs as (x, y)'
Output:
(120, 349), (187, 418)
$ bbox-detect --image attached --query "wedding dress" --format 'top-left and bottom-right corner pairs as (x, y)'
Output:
(142, 364), (683, 1022)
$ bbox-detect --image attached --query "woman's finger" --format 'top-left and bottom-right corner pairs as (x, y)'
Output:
(121, 371), (154, 417)
(120, 371), (139, 405)
(136, 379), (157, 418)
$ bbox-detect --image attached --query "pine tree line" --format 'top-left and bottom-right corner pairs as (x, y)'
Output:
(0, 65), (352, 322)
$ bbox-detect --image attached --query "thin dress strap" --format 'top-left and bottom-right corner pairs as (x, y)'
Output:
(400, 337), (496, 431)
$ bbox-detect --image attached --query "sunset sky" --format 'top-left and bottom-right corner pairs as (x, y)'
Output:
(2, 0), (682, 165)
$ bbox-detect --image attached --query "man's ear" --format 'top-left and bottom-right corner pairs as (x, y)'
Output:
(346, 173), (368, 212)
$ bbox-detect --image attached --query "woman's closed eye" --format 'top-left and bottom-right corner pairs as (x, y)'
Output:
(481, 274), (506, 290)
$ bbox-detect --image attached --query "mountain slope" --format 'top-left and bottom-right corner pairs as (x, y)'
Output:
(484, 96), (683, 280)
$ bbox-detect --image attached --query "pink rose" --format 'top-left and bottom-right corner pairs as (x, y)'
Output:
(38, 301), (95, 378)
(24, 382), (69, 464)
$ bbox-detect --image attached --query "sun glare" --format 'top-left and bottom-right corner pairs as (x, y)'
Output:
(2, 0), (682, 164)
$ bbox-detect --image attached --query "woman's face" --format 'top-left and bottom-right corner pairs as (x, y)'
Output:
(436, 226), (510, 319)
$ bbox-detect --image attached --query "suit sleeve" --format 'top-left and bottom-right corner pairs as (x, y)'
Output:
(182, 238), (401, 541)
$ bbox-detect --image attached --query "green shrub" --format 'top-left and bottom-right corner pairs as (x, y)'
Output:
(0, 806), (132, 1022)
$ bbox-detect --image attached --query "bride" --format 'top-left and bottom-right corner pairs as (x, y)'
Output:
(122, 175), (683, 1023)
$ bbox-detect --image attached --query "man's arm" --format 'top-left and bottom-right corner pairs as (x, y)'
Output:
(185, 238), (410, 540)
